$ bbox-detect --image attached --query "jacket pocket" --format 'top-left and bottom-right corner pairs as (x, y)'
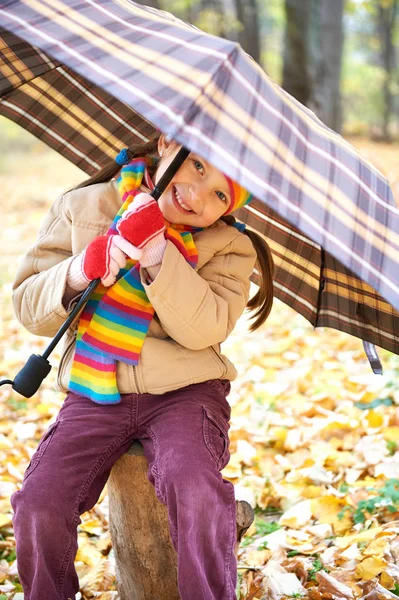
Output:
(23, 421), (59, 481)
(202, 406), (230, 471)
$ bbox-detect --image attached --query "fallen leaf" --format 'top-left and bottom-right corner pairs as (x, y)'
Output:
(355, 557), (387, 581)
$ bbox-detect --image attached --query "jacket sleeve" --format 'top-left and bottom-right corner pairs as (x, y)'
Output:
(12, 193), (81, 338)
(142, 230), (257, 350)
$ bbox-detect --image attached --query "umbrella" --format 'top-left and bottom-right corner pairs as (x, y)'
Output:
(0, 0), (399, 371)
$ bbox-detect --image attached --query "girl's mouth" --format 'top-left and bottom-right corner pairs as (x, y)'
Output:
(172, 186), (194, 214)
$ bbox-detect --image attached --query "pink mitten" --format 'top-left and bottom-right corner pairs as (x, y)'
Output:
(67, 234), (141, 289)
(117, 193), (167, 267)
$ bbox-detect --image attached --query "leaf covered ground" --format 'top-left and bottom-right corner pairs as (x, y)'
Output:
(0, 127), (399, 599)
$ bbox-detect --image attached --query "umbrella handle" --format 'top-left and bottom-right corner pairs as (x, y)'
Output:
(0, 146), (190, 397)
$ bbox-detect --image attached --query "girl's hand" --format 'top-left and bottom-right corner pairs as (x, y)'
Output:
(67, 234), (140, 289)
(116, 193), (165, 248)
(117, 193), (167, 268)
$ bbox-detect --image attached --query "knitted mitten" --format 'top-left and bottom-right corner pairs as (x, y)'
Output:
(116, 193), (167, 267)
(67, 234), (140, 290)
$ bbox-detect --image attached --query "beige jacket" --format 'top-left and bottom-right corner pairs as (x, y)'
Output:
(12, 181), (257, 396)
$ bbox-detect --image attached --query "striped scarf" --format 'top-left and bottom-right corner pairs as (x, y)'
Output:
(68, 157), (200, 404)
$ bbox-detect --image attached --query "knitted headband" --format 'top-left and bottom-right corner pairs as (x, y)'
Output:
(223, 175), (253, 215)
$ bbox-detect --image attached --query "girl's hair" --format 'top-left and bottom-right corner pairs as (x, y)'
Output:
(221, 215), (274, 331)
(72, 136), (160, 191)
(72, 133), (274, 331)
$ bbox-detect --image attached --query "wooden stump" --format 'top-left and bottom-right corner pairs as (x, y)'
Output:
(108, 443), (254, 600)
(108, 442), (179, 600)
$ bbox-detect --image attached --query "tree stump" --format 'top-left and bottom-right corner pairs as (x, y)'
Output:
(108, 442), (254, 600)
(108, 442), (179, 600)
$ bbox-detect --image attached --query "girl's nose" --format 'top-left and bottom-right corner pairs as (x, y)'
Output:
(188, 185), (205, 215)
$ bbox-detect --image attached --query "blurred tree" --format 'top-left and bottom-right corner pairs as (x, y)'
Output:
(259, 0), (286, 81)
(376, 0), (398, 140)
(137, 0), (261, 63)
(194, 0), (260, 62)
(344, 0), (398, 138)
(191, 0), (228, 36)
(282, 0), (344, 132)
(282, 0), (310, 105)
(234, 0), (261, 63)
(143, 0), (161, 7)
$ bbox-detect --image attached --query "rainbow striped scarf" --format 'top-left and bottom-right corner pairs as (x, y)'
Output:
(68, 158), (200, 404)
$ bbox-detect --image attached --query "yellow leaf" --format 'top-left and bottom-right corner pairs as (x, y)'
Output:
(380, 571), (396, 590)
(355, 557), (387, 580)
(311, 496), (352, 534)
(302, 485), (325, 499)
(79, 558), (116, 593)
(221, 452), (242, 479)
(362, 536), (390, 558)
(0, 434), (12, 450)
(0, 514), (12, 528)
(76, 543), (103, 568)
(285, 535), (312, 547)
(365, 410), (384, 429)
(271, 427), (288, 442)
(244, 548), (271, 566)
(279, 499), (312, 529)
(335, 527), (382, 549)
(79, 519), (103, 536)
(351, 476), (378, 488)
(383, 427), (399, 442)
(35, 403), (55, 416)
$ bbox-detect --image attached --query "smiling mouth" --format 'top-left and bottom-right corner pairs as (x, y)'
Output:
(173, 186), (194, 214)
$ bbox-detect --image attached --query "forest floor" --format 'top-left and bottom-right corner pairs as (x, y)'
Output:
(0, 131), (399, 599)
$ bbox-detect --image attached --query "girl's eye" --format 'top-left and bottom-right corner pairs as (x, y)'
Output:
(193, 159), (204, 173)
(216, 190), (228, 203)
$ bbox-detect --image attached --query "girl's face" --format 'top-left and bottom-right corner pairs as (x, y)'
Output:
(154, 137), (231, 227)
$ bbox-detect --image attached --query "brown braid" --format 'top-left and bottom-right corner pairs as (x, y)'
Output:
(221, 215), (274, 331)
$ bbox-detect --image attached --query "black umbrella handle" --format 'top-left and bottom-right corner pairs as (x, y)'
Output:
(1, 146), (190, 397)
(152, 145), (190, 200)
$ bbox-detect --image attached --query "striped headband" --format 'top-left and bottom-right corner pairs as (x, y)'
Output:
(223, 175), (253, 214)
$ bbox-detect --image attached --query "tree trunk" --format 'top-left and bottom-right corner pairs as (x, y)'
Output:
(191, 0), (227, 37)
(108, 443), (254, 599)
(309, 0), (344, 132)
(282, 0), (312, 106)
(234, 0), (261, 64)
(108, 442), (179, 600)
(282, 0), (344, 132)
(377, 0), (398, 141)
(136, 0), (160, 8)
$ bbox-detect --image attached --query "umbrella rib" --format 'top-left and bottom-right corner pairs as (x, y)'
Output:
(0, 7), (186, 130)
(273, 281), (317, 314)
(84, 0), (232, 61)
(1, 1), (399, 324)
(58, 67), (150, 143)
(1, 98), (101, 169)
(182, 122), (399, 302)
(3, 3), (396, 220)
(245, 205), (321, 249)
(218, 56), (397, 214)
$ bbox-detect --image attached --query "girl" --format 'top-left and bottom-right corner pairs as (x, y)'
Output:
(10, 133), (274, 600)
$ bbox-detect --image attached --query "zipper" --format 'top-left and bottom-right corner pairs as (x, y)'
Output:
(210, 345), (228, 376)
(133, 365), (142, 394)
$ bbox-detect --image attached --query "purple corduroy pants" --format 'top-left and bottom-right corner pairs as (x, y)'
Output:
(11, 380), (237, 600)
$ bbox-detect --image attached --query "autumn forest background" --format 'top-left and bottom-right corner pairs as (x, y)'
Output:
(0, 0), (399, 599)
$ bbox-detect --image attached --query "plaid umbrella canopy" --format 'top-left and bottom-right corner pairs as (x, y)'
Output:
(1, 0), (399, 370)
